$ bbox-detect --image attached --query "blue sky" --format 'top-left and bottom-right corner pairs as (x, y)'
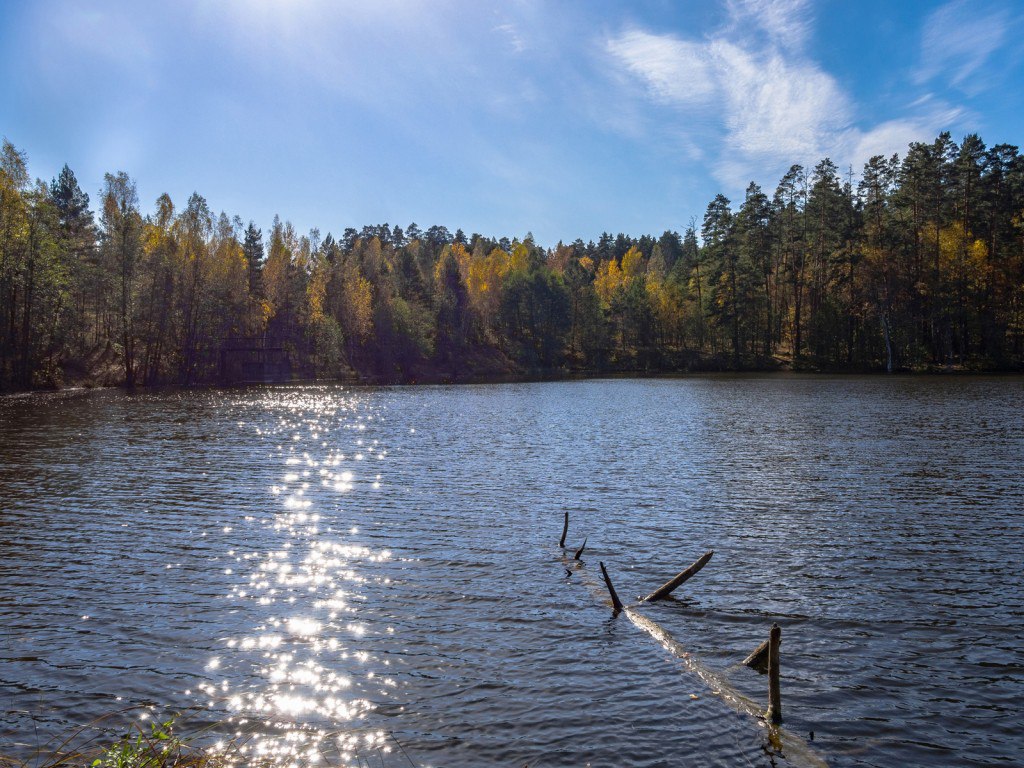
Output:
(2, 0), (1021, 245)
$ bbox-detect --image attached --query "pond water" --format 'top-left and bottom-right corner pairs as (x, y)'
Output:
(1, 376), (1022, 767)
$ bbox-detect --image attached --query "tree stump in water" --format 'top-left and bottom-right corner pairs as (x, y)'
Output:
(766, 623), (782, 724)
(599, 561), (624, 613)
(573, 537), (587, 561)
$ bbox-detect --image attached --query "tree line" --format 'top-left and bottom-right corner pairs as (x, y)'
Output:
(1, 131), (1023, 390)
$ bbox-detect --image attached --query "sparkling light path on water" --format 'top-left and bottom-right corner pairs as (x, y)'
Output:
(195, 389), (405, 767)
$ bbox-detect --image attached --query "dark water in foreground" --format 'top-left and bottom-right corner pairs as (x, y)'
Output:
(1, 377), (1022, 767)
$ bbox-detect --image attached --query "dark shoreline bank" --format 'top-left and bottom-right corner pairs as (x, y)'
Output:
(5, 363), (1024, 397)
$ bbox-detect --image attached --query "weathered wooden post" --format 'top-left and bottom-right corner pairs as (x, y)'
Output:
(642, 550), (714, 602)
(766, 623), (782, 724)
(559, 511), (569, 548)
(599, 561), (624, 613)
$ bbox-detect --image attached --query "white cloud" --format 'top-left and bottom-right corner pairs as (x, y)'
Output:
(710, 39), (849, 159)
(918, 0), (1010, 92)
(607, 30), (716, 105)
(606, 1), (849, 171)
(494, 23), (527, 53)
(841, 101), (966, 170)
(725, 0), (812, 51)
(848, 120), (932, 166)
(606, 0), (974, 192)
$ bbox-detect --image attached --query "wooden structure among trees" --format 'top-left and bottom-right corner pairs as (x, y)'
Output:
(219, 336), (292, 384)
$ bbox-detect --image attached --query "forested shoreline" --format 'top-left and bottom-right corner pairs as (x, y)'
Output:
(1, 131), (1023, 391)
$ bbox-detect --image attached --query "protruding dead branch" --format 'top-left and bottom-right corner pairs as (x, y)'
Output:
(574, 537), (587, 561)
(743, 638), (770, 673)
(766, 623), (782, 724)
(559, 511), (569, 548)
(599, 561), (624, 613)
(642, 550), (714, 602)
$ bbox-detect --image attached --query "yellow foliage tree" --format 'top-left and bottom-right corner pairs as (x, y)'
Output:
(341, 270), (373, 346)
(467, 247), (509, 326)
(262, 218), (294, 321)
(434, 242), (471, 285)
(621, 245), (644, 278)
(939, 223), (989, 295)
(594, 258), (625, 305)
(509, 240), (529, 274)
(209, 216), (250, 332)
(645, 274), (683, 344)
(305, 252), (330, 324)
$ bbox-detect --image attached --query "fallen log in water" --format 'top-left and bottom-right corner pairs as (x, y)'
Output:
(743, 638), (770, 673)
(559, 511), (569, 548)
(573, 537), (587, 561)
(642, 550), (714, 602)
(563, 551), (826, 767)
(599, 561), (624, 613)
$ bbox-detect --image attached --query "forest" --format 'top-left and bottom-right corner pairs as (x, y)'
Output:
(1, 130), (1023, 391)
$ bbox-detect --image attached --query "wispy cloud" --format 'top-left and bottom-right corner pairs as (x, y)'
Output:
(842, 102), (965, 171)
(606, 30), (716, 106)
(494, 22), (526, 54)
(710, 39), (849, 159)
(607, 0), (847, 178)
(725, 0), (812, 51)
(606, 0), (965, 191)
(917, 0), (1010, 92)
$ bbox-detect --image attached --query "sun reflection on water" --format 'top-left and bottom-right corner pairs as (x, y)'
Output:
(197, 389), (405, 767)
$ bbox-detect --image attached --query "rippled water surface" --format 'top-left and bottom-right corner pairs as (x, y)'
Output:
(1, 377), (1023, 767)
